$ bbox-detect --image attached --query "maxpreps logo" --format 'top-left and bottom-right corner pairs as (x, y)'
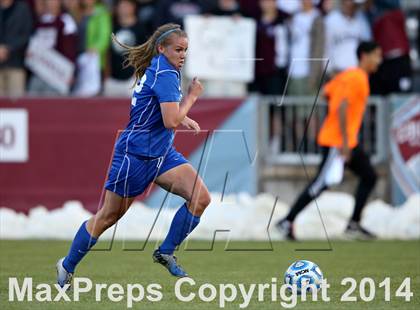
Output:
(8, 277), (163, 308)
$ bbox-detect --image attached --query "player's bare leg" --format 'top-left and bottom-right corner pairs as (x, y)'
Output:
(155, 163), (211, 216)
(87, 190), (136, 238)
(57, 190), (135, 287)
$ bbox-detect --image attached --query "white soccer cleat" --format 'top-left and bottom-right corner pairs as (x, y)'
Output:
(56, 257), (73, 289)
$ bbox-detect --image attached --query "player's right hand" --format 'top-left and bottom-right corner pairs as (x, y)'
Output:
(188, 77), (203, 98)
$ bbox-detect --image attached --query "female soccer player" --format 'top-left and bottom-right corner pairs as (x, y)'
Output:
(57, 23), (211, 286)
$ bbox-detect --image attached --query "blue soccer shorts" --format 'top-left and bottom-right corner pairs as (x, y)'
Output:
(104, 146), (188, 197)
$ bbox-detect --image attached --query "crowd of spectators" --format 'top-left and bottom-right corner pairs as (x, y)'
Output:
(0, 0), (417, 97)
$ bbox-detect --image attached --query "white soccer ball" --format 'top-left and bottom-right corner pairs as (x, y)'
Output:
(284, 260), (323, 294)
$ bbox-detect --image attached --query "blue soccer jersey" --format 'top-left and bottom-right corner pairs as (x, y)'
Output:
(115, 54), (182, 157)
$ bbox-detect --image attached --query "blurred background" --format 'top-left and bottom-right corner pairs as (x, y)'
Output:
(0, 0), (419, 240)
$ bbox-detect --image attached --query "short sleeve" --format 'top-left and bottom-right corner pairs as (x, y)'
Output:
(328, 80), (351, 112)
(152, 71), (181, 103)
(327, 78), (358, 112)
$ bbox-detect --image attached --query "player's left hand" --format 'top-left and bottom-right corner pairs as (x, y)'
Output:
(181, 117), (200, 134)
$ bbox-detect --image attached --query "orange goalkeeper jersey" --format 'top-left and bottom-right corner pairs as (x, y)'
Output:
(317, 67), (370, 148)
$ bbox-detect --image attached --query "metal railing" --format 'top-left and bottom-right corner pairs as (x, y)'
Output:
(258, 96), (389, 165)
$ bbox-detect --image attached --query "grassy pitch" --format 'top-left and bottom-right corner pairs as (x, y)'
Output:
(1, 240), (419, 309)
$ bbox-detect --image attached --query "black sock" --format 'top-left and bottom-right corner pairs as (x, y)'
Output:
(351, 175), (376, 222)
(286, 189), (314, 222)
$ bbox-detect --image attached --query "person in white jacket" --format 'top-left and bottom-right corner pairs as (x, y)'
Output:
(324, 0), (371, 74)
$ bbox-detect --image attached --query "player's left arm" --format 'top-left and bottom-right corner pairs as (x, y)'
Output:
(158, 76), (203, 129)
(181, 116), (200, 134)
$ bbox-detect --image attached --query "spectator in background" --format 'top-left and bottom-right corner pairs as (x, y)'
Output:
(79, 0), (111, 74)
(276, 0), (301, 15)
(26, 0), (44, 21)
(73, 0), (111, 96)
(368, 0), (412, 94)
(137, 0), (158, 38)
(153, 0), (206, 29)
(288, 0), (325, 95)
(418, 10), (420, 58)
(250, 0), (289, 153)
(318, 0), (334, 16)
(27, 0), (78, 96)
(104, 0), (147, 97)
(238, 0), (260, 19)
(0, 0), (33, 97)
(207, 0), (242, 16)
(251, 0), (289, 95)
(325, 0), (372, 74)
(63, 0), (82, 24)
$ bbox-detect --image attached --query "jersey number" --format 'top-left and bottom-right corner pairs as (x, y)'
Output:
(132, 74), (147, 107)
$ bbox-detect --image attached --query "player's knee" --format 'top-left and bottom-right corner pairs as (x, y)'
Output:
(190, 191), (211, 215)
(199, 190), (211, 209)
(98, 210), (120, 230)
(197, 192), (211, 214)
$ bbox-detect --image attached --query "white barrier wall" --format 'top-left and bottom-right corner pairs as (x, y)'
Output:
(1, 192), (419, 240)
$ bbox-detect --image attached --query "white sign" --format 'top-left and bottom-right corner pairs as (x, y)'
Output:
(72, 52), (101, 97)
(184, 16), (256, 82)
(390, 97), (420, 197)
(0, 109), (28, 162)
(25, 41), (75, 95)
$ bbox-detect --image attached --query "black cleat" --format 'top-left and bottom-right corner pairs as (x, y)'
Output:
(275, 219), (296, 241)
(344, 221), (376, 240)
(152, 249), (188, 277)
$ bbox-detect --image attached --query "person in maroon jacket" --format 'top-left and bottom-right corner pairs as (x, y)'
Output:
(249, 0), (290, 154)
(27, 0), (78, 95)
(368, 0), (412, 95)
(250, 0), (289, 95)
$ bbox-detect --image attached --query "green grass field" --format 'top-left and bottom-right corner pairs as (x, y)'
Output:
(1, 240), (419, 309)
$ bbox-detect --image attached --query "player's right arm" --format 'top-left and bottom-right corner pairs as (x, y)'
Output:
(160, 77), (203, 129)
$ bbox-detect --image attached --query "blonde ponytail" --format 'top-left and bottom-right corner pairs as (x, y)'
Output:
(112, 23), (187, 85)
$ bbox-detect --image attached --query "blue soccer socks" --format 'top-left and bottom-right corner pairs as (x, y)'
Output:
(63, 205), (200, 272)
(159, 203), (200, 255)
(63, 220), (97, 273)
